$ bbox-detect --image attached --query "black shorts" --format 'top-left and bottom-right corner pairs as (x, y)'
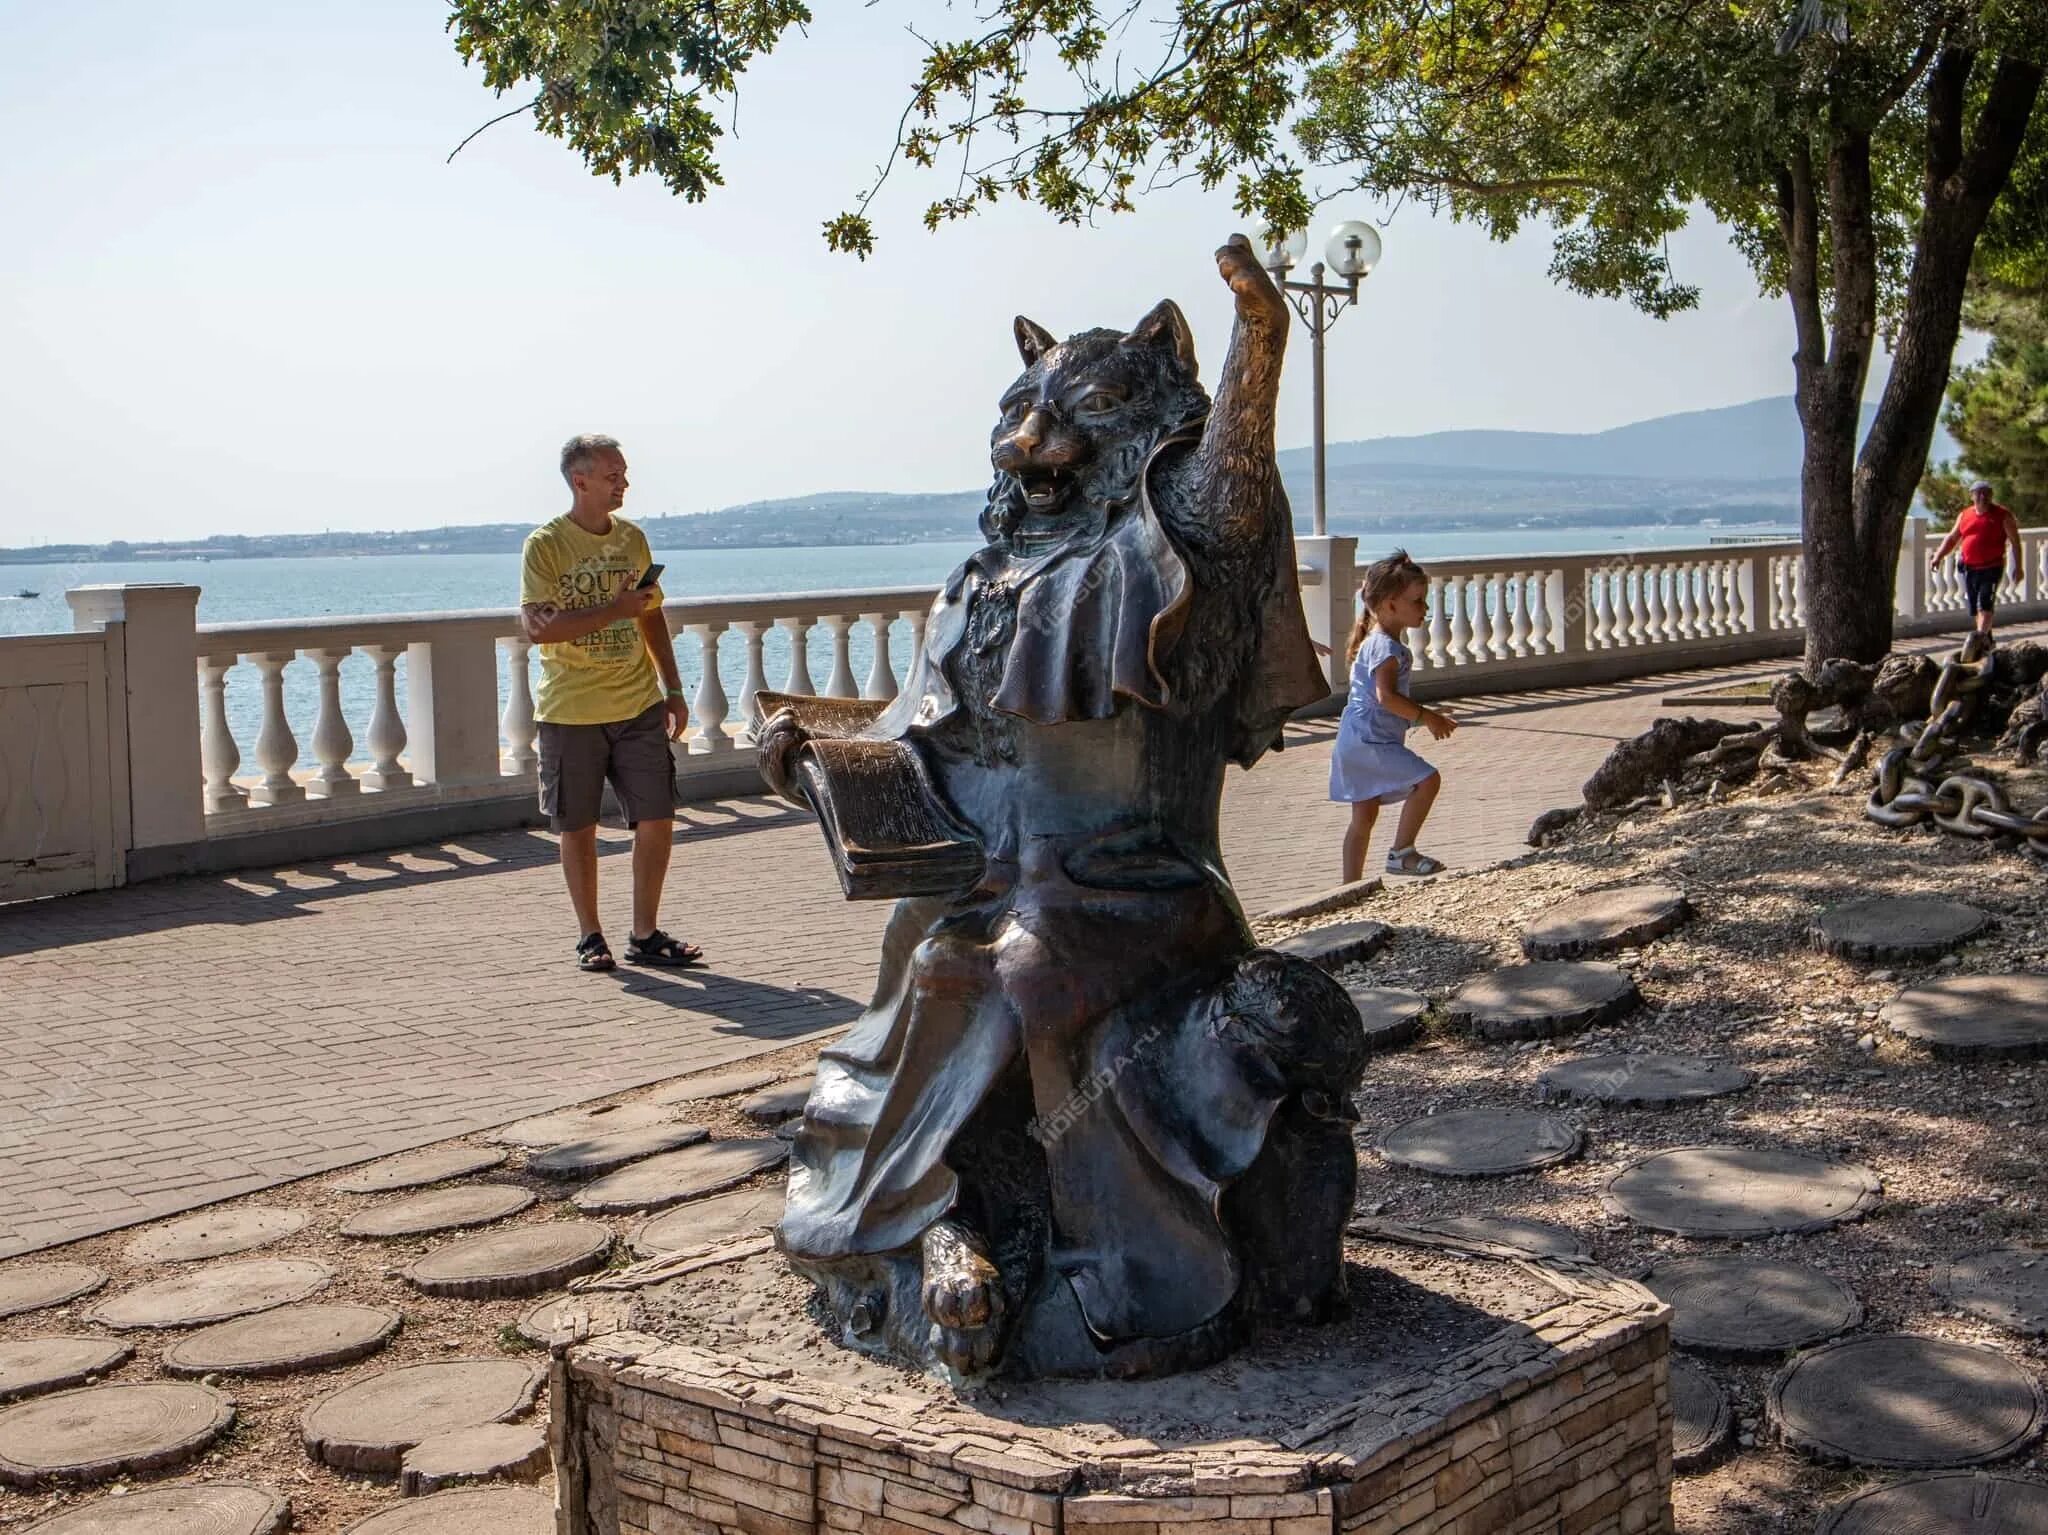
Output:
(1962, 563), (2004, 616)
(537, 700), (677, 833)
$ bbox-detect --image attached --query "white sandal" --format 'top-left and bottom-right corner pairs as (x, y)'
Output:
(1385, 848), (1444, 876)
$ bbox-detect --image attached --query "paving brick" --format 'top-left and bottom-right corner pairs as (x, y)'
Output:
(3, 627), (2025, 1258)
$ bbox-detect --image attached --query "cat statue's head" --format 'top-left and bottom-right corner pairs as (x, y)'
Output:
(983, 301), (1210, 545)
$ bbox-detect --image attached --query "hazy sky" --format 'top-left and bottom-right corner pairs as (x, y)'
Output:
(0, 3), (1923, 543)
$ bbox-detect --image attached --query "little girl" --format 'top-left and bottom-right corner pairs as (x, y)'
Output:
(1330, 550), (1456, 880)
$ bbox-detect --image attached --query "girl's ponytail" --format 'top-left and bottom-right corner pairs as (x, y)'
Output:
(1347, 548), (1428, 663)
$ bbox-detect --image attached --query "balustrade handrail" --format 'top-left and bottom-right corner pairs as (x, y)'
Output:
(193, 584), (947, 654)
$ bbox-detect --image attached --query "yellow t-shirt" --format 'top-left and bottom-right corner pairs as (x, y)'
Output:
(519, 514), (666, 725)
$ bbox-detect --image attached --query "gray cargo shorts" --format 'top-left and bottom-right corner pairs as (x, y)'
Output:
(538, 700), (678, 833)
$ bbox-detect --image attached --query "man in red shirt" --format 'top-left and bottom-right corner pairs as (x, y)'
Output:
(1930, 480), (2024, 638)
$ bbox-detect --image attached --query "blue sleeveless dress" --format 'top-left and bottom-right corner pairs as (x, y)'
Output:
(1328, 629), (1435, 804)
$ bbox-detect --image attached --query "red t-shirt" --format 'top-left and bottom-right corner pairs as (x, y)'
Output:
(1955, 503), (2012, 567)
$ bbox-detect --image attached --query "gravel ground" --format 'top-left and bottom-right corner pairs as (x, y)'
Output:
(2, 755), (2043, 1533)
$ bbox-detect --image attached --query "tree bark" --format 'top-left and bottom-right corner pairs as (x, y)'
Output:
(1792, 49), (2044, 671)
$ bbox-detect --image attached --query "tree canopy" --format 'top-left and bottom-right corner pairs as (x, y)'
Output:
(1922, 281), (2048, 524)
(449, 2), (2047, 663)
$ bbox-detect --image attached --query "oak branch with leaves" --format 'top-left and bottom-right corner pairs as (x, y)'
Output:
(448, 1), (2047, 669)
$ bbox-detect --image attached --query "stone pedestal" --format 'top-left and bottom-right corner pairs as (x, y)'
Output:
(552, 1229), (1674, 1535)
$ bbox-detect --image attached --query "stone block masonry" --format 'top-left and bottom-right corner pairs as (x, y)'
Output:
(554, 1239), (1674, 1535)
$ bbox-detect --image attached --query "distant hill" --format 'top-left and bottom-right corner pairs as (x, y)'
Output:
(7, 396), (1949, 564)
(1290, 396), (1957, 482)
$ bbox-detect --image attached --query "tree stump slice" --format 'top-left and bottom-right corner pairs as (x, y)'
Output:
(644, 1070), (778, 1107)
(1602, 1144), (1883, 1238)
(339, 1487), (554, 1535)
(1375, 1109), (1585, 1179)
(1404, 1214), (1586, 1258)
(328, 1146), (506, 1195)
(161, 1304), (402, 1378)
(19, 1481), (290, 1535)
(0, 1382), (233, 1488)
(1880, 975), (2048, 1060)
(1936, 1248), (2048, 1335)
(1817, 1473), (2048, 1533)
(87, 1259), (334, 1331)
(402, 1221), (612, 1300)
(1808, 896), (1993, 962)
(340, 1185), (535, 1240)
(1342, 984), (1428, 1055)
(573, 1138), (791, 1216)
(513, 1290), (636, 1349)
(1520, 883), (1694, 959)
(738, 1080), (814, 1125)
(526, 1123), (708, 1180)
(397, 1423), (549, 1496)
(1444, 962), (1640, 1043)
(0, 1266), (106, 1322)
(1644, 1256), (1862, 1358)
(0, 1340), (132, 1405)
(1770, 1334), (2046, 1469)
(629, 1185), (785, 1258)
(300, 1359), (545, 1476)
(1669, 1357), (1734, 1474)
(122, 1207), (307, 1265)
(1272, 920), (1392, 972)
(487, 1102), (677, 1150)
(1537, 1053), (1752, 1109)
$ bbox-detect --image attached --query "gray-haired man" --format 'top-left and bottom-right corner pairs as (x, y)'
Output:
(519, 435), (703, 971)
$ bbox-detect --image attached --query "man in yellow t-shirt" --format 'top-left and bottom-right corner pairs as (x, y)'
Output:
(519, 434), (702, 972)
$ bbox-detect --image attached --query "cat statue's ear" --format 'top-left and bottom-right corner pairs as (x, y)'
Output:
(1014, 316), (1059, 365)
(1125, 299), (1198, 378)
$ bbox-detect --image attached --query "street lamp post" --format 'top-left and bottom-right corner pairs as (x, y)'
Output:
(1259, 222), (1383, 538)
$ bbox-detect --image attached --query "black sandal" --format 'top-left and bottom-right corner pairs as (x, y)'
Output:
(626, 928), (706, 968)
(576, 932), (616, 972)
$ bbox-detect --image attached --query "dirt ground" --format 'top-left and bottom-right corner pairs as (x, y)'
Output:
(2, 754), (2044, 1533)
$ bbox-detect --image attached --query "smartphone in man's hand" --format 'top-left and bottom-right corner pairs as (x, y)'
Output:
(636, 563), (666, 590)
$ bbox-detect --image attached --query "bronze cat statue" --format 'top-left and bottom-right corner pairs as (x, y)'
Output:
(757, 235), (1367, 1380)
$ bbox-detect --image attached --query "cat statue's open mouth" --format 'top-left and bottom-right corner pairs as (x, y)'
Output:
(1015, 469), (1071, 513)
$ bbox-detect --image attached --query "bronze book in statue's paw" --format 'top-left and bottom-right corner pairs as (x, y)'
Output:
(794, 738), (985, 900)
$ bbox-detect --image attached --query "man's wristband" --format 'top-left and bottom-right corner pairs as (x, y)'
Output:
(665, 687), (686, 699)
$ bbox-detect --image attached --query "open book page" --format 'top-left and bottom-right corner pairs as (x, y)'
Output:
(794, 738), (985, 900)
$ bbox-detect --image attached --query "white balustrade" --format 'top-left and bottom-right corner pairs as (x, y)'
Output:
(736, 621), (772, 738)
(306, 648), (359, 797)
(778, 615), (818, 696)
(1426, 577), (1452, 669)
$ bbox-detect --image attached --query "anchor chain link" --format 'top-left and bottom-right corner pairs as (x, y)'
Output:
(1863, 636), (2048, 860)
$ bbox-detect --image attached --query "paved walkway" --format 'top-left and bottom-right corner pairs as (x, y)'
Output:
(4, 632), (2018, 1260)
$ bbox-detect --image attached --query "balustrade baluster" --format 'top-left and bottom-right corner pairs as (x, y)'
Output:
(861, 612), (898, 701)
(197, 653), (246, 814)
(688, 623), (732, 753)
(1618, 568), (1642, 648)
(1506, 573), (1531, 658)
(1483, 576), (1510, 660)
(1675, 564), (1700, 639)
(737, 621), (771, 738)
(305, 647), (359, 797)
(499, 638), (538, 776)
(247, 651), (304, 805)
(1526, 574), (1552, 655)
(1446, 576), (1473, 664)
(1426, 577), (1451, 668)
(823, 615), (859, 698)
(1771, 560), (1791, 629)
(777, 617), (817, 696)
(1587, 570), (1612, 649)
(1642, 567), (1667, 644)
(903, 608), (930, 675)
(361, 644), (412, 790)
(1705, 564), (1729, 635)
